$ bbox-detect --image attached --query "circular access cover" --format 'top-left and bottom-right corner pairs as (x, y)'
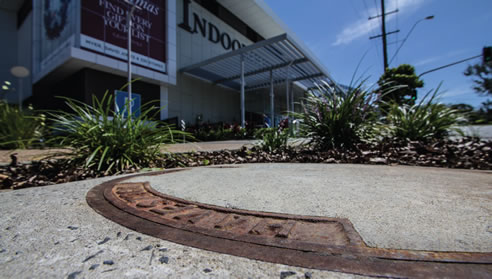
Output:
(87, 166), (492, 278)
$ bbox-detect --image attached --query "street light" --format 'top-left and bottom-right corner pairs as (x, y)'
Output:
(124, 0), (141, 117)
(388, 15), (434, 66)
(10, 66), (30, 111)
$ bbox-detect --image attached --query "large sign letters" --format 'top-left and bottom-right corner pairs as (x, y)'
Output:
(179, 0), (246, 51)
(81, 0), (167, 73)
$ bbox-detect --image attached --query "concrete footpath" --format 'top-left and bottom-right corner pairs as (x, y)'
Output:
(1, 125), (491, 163)
(0, 163), (491, 278)
(0, 140), (257, 164)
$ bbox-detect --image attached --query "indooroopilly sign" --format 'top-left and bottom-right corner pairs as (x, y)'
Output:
(179, 0), (247, 51)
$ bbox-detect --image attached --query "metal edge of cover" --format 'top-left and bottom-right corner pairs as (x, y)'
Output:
(86, 168), (492, 278)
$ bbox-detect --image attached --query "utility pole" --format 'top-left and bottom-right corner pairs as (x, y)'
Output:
(380, 0), (388, 70)
(369, 0), (399, 72)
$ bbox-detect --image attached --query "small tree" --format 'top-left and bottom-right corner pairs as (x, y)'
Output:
(477, 100), (492, 124)
(377, 64), (424, 107)
(464, 63), (492, 96)
(464, 59), (492, 124)
(449, 103), (479, 124)
(449, 103), (474, 113)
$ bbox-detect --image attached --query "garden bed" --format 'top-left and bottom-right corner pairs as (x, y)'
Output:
(0, 137), (490, 191)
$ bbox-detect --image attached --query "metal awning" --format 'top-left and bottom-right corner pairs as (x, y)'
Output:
(180, 33), (337, 91)
(180, 33), (338, 127)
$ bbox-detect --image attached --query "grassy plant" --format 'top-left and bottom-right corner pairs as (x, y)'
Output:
(48, 92), (186, 174)
(256, 128), (289, 152)
(379, 86), (464, 142)
(297, 81), (379, 150)
(0, 101), (45, 149)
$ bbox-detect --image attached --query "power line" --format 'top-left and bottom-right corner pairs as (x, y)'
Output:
(395, 0), (399, 65)
(418, 54), (482, 78)
(371, 0), (383, 68)
(362, 0), (382, 67)
(388, 40), (403, 45)
(388, 15), (435, 66)
(373, 0), (379, 15)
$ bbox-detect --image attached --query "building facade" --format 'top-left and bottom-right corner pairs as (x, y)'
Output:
(0, 0), (337, 127)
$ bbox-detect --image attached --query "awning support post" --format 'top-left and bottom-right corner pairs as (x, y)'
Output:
(285, 64), (290, 124)
(269, 69), (274, 127)
(240, 54), (245, 128)
(290, 81), (294, 116)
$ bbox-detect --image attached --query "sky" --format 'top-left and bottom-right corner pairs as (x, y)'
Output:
(263, 0), (492, 108)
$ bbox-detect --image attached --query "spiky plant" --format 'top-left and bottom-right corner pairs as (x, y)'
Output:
(380, 85), (464, 142)
(48, 92), (186, 174)
(0, 101), (45, 149)
(256, 127), (290, 152)
(297, 81), (380, 150)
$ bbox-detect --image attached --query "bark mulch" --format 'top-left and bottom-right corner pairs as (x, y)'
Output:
(0, 138), (490, 190)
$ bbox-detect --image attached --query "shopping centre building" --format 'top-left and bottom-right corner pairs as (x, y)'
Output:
(0, 0), (338, 127)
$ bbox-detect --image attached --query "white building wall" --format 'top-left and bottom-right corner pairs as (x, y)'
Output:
(167, 0), (177, 85)
(168, 0), (256, 124)
(160, 85), (169, 120)
(168, 74), (239, 124)
(5, 0), (298, 123)
(246, 85), (305, 125)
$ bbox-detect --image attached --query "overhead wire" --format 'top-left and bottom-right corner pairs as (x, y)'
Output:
(363, 0), (382, 69)
(394, 0), (399, 66)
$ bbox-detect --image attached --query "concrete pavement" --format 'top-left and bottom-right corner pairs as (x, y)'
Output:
(2, 125), (491, 164)
(0, 163), (491, 278)
(0, 140), (258, 165)
(162, 140), (257, 153)
(459, 125), (492, 139)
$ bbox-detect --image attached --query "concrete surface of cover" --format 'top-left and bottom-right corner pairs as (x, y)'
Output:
(126, 163), (492, 253)
(0, 163), (491, 278)
(0, 175), (364, 279)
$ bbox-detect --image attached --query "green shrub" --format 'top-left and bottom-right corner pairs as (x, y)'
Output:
(257, 128), (289, 152)
(254, 128), (272, 139)
(0, 101), (45, 149)
(298, 81), (379, 150)
(48, 92), (186, 174)
(379, 87), (464, 142)
(191, 124), (251, 141)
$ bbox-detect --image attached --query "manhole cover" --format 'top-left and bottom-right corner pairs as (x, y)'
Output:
(87, 169), (492, 278)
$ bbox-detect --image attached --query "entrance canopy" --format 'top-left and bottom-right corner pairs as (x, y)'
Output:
(180, 33), (337, 91)
(180, 33), (338, 127)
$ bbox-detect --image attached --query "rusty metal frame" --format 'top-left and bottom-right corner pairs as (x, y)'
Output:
(86, 169), (492, 278)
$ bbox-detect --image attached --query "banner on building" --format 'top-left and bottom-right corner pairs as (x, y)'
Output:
(40, 0), (77, 69)
(81, 0), (167, 73)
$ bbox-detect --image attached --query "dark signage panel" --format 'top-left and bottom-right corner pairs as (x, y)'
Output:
(179, 0), (247, 51)
(81, 0), (167, 73)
